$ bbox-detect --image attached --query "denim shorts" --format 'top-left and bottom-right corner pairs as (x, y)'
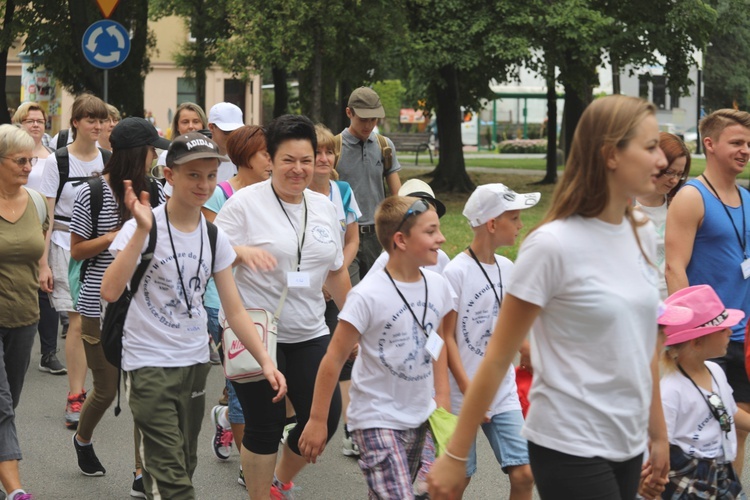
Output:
(466, 409), (529, 476)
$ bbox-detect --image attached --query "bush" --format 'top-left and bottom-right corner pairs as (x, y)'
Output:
(498, 139), (547, 154)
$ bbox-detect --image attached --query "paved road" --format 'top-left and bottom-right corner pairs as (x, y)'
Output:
(14, 336), (512, 499)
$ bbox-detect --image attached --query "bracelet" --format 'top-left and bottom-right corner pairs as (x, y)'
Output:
(443, 448), (469, 462)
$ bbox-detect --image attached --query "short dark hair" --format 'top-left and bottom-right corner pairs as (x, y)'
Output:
(265, 114), (317, 160)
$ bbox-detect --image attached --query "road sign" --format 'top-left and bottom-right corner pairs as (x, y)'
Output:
(81, 20), (130, 70)
(96, 0), (120, 18)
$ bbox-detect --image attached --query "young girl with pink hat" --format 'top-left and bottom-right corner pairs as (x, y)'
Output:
(643, 285), (750, 498)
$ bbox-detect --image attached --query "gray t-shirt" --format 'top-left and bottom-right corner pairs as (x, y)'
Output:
(336, 129), (401, 225)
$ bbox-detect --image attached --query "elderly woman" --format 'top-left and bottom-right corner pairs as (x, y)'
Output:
(215, 114), (351, 499)
(12, 103), (67, 376)
(0, 124), (49, 500)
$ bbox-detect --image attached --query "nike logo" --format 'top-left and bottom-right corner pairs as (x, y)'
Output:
(227, 339), (246, 360)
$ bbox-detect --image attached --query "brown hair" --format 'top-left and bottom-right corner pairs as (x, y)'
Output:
(226, 125), (267, 168)
(69, 94), (108, 140)
(699, 109), (750, 142)
(375, 196), (435, 250)
(658, 132), (691, 204)
(12, 102), (47, 124)
(171, 102), (208, 139)
(315, 123), (338, 180)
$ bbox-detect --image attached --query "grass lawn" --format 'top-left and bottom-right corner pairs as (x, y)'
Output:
(401, 169), (556, 261)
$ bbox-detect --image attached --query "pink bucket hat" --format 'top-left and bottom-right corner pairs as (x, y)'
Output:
(663, 285), (745, 346)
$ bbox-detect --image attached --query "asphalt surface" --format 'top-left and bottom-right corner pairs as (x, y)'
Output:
(13, 335), (512, 499)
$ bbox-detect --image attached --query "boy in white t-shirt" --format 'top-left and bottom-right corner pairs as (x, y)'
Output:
(299, 196), (454, 499)
(443, 184), (538, 499)
(101, 133), (286, 499)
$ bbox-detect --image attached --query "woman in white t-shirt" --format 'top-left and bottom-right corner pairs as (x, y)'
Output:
(428, 95), (671, 500)
(635, 132), (691, 299)
(214, 114), (351, 499)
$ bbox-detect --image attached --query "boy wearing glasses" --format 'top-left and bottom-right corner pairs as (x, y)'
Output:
(299, 196), (454, 499)
(441, 184), (539, 499)
(665, 109), (750, 471)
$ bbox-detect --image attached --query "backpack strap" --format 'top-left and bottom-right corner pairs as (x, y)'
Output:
(23, 187), (48, 226)
(376, 134), (393, 176)
(99, 147), (112, 166)
(55, 147), (70, 204)
(79, 177), (104, 282)
(333, 133), (343, 170)
(147, 177), (161, 208)
(218, 181), (233, 199)
(57, 129), (69, 149)
(207, 220), (218, 274)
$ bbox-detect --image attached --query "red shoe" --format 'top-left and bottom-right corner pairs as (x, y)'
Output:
(65, 390), (86, 430)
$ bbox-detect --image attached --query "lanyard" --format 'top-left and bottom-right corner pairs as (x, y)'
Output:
(164, 203), (203, 319)
(702, 175), (748, 258)
(384, 268), (429, 337)
(467, 247), (503, 307)
(677, 363), (729, 436)
(271, 184), (308, 271)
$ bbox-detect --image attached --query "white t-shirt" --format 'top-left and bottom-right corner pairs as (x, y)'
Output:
(509, 214), (659, 461)
(327, 181), (361, 246)
(27, 156), (48, 191)
(109, 205), (236, 370)
(662, 361), (738, 462)
(636, 201), (667, 299)
(370, 248), (451, 275)
(40, 150), (106, 250)
(340, 269), (454, 431)
(444, 252), (520, 416)
(214, 179), (344, 343)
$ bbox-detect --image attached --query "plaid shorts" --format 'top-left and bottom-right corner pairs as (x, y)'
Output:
(351, 424), (428, 499)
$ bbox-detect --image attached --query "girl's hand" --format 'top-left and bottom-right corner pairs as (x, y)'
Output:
(262, 363), (287, 403)
(646, 438), (669, 493)
(235, 246), (277, 272)
(298, 419), (328, 464)
(428, 454), (467, 499)
(123, 180), (152, 230)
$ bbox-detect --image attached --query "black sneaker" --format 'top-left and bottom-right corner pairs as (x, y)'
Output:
(72, 434), (106, 476)
(130, 472), (146, 498)
(39, 352), (67, 375)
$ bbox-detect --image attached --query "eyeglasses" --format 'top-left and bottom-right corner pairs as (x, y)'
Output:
(393, 199), (431, 248)
(1, 156), (38, 167)
(21, 119), (45, 126)
(658, 168), (687, 181)
(707, 392), (732, 434)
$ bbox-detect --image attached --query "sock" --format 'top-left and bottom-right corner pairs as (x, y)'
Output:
(134, 473), (143, 480)
(75, 435), (92, 447)
(9, 490), (26, 500)
(217, 407), (230, 429)
(285, 415), (297, 426)
(344, 423), (351, 438)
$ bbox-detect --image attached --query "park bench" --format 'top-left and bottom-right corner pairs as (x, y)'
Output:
(388, 132), (433, 165)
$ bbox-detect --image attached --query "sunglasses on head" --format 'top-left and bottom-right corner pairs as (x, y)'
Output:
(393, 199), (431, 249)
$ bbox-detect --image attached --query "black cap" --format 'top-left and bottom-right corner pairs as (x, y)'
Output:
(110, 117), (171, 151)
(166, 132), (228, 166)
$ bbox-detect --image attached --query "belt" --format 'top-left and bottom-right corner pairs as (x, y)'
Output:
(359, 224), (376, 234)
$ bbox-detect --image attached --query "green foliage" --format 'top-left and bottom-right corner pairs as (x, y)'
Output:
(372, 80), (406, 132)
(18, 0), (154, 117)
(703, 0), (750, 111)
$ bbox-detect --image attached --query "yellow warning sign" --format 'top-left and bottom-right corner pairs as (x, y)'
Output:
(96, 0), (120, 18)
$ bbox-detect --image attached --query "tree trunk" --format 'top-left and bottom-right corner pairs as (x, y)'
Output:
(430, 65), (474, 193)
(309, 30), (323, 122)
(0, 0), (14, 124)
(612, 60), (621, 95)
(537, 66), (557, 185)
(272, 66), (288, 118)
(561, 60), (596, 160)
(338, 80), (352, 131)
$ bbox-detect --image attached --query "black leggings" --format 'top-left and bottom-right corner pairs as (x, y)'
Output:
(232, 335), (342, 455)
(528, 441), (643, 500)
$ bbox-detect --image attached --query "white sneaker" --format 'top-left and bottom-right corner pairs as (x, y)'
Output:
(342, 435), (360, 456)
(280, 423), (296, 445)
(210, 405), (232, 460)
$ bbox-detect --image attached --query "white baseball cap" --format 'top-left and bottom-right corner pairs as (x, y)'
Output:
(208, 102), (244, 132)
(463, 183), (540, 227)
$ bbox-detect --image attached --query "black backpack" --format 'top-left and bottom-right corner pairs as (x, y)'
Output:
(78, 176), (161, 284)
(54, 146), (113, 205)
(101, 215), (218, 415)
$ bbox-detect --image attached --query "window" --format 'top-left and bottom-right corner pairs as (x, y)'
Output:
(177, 77), (197, 105)
(652, 76), (667, 110)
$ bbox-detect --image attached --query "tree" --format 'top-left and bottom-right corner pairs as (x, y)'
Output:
(19, 0), (153, 117)
(1, 0), (26, 123)
(703, 0), (750, 111)
(149, 0), (232, 110)
(401, 0), (531, 192)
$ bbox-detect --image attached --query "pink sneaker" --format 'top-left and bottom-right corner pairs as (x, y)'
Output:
(270, 479), (296, 499)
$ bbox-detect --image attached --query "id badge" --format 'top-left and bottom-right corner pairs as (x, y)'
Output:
(425, 329), (444, 361)
(287, 271), (311, 288)
(742, 258), (750, 280)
